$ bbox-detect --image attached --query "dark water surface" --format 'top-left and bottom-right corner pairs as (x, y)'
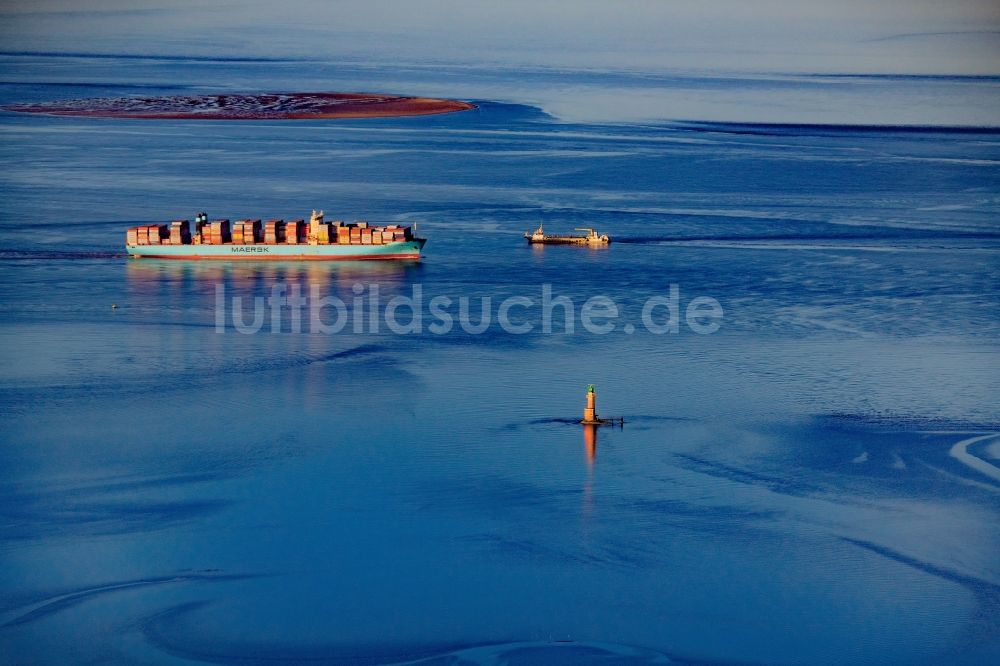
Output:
(1, 56), (999, 665)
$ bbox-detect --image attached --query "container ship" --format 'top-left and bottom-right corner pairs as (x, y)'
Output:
(126, 211), (425, 260)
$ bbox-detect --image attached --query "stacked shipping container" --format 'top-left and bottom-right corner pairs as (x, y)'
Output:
(168, 220), (190, 245)
(126, 217), (413, 247)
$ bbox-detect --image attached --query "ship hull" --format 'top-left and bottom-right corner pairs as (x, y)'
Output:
(127, 239), (425, 260)
(527, 237), (606, 245)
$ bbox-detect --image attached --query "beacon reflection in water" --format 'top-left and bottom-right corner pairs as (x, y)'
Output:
(583, 424), (597, 464)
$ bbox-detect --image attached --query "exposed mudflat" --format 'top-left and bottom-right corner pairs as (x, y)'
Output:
(3, 92), (475, 119)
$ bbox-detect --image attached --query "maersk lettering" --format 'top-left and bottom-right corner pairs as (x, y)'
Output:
(231, 246), (271, 253)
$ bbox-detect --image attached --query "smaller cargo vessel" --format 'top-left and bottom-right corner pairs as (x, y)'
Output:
(126, 210), (425, 260)
(524, 223), (610, 246)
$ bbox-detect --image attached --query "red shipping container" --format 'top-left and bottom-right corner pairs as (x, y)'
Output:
(264, 219), (279, 244)
(329, 221), (344, 242)
(170, 220), (189, 243)
(285, 221), (299, 244)
(209, 221), (230, 244)
(233, 220), (254, 244)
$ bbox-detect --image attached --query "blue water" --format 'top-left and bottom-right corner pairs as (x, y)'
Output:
(1, 55), (999, 665)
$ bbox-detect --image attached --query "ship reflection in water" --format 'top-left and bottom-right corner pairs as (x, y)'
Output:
(126, 258), (422, 306)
